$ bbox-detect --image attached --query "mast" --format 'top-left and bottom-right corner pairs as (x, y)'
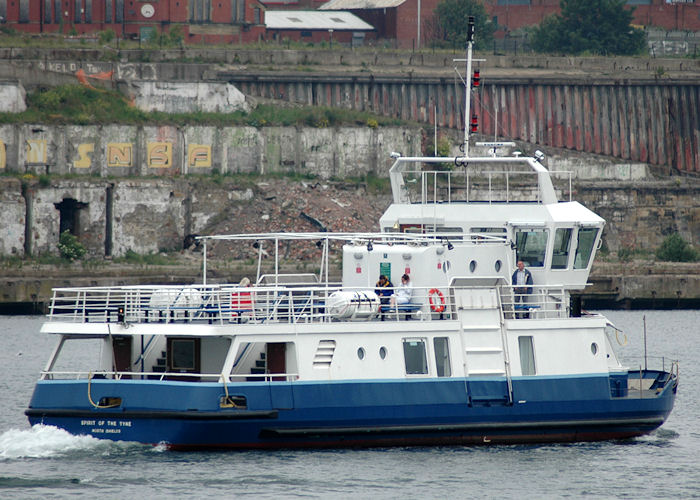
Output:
(463, 16), (475, 159)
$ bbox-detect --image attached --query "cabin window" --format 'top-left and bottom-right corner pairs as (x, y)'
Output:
(518, 336), (536, 376)
(379, 346), (387, 359)
(357, 347), (365, 360)
(552, 228), (573, 269)
(515, 229), (548, 267)
(433, 337), (451, 377)
(574, 227), (599, 269)
(470, 227), (506, 243)
(403, 338), (428, 375)
(168, 338), (200, 372)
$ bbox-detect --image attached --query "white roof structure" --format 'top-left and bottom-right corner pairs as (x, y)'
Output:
(265, 11), (374, 31)
(319, 0), (406, 10)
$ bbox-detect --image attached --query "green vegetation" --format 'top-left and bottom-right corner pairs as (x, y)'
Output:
(0, 85), (408, 128)
(531, 0), (646, 56)
(656, 233), (698, 262)
(57, 230), (86, 261)
(432, 0), (495, 50)
(114, 249), (173, 266)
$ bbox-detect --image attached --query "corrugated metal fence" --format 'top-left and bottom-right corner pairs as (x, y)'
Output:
(226, 73), (699, 173)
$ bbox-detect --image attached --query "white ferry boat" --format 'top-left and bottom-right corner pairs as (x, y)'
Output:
(25, 21), (677, 450)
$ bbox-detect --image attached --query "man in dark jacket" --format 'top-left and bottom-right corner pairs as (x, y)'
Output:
(374, 274), (393, 305)
(511, 261), (533, 317)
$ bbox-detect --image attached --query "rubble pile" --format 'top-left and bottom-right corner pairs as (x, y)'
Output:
(203, 178), (392, 263)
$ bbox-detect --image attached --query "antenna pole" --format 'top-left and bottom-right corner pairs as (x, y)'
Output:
(463, 16), (475, 159)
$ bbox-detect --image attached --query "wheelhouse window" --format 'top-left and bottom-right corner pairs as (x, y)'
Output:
(518, 336), (536, 376)
(552, 228), (573, 269)
(574, 227), (599, 269)
(515, 228), (548, 267)
(403, 338), (428, 375)
(433, 337), (451, 377)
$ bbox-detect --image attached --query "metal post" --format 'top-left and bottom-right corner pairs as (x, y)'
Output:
(202, 239), (207, 286)
(643, 314), (648, 370)
(463, 17), (474, 159)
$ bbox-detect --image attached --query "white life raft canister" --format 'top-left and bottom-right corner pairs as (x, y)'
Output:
(326, 291), (380, 320)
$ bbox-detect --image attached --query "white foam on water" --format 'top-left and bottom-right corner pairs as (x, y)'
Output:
(0, 424), (103, 459)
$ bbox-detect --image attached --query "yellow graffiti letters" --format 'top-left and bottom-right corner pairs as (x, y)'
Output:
(73, 143), (94, 168)
(107, 143), (133, 167)
(148, 142), (172, 168)
(26, 139), (47, 164)
(188, 144), (211, 168)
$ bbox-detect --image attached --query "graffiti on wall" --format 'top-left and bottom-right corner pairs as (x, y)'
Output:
(0, 140), (214, 170)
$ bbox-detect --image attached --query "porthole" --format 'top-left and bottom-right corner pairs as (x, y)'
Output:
(591, 343), (598, 355)
(379, 346), (387, 359)
(495, 260), (502, 272)
(469, 260), (477, 273)
(357, 347), (365, 360)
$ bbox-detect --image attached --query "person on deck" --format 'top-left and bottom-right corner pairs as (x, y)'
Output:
(374, 274), (394, 304)
(511, 261), (533, 317)
(390, 274), (412, 306)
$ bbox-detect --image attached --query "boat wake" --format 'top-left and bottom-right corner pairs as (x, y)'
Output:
(0, 424), (143, 460)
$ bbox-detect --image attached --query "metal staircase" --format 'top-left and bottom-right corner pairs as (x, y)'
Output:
(455, 287), (513, 406)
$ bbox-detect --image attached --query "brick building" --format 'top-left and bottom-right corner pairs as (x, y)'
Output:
(0, 0), (267, 43)
(484, 0), (700, 34)
(319, 0), (441, 49)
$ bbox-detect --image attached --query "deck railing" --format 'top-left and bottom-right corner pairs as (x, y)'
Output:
(48, 282), (572, 325)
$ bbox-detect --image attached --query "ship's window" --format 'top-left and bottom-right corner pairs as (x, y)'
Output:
(168, 338), (200, 372)
(379, 346), (387, 359)
(470, 227), (506, 243)
(591, 343), (599, 355)
(469, 260), (477, 273)
(401, 225), (463, 240)
(515, 228), (548, 267)
(357, 347), (365, 360)
(495, 260), (502, 272)
(403, 338), (428, 375)
(552, 228), (573, 269)
(574, 227), (599, 269)
(433, 337), (451, 377)
(518, 336), (536, 376)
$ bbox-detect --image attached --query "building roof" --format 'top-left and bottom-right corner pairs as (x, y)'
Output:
(265, 10), (374, 30)
(319, 0), (406, 10)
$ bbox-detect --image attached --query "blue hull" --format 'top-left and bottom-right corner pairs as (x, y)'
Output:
(26, 373), (677, 449)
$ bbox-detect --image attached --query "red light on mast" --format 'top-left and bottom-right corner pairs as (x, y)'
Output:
(470, 114), (478, 133)
(472, 69), (480, 88)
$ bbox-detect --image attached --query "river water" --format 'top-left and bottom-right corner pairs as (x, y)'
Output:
(1, 311), (698, 499)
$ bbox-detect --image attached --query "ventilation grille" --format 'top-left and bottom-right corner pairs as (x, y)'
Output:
(313, 340), (336, 368)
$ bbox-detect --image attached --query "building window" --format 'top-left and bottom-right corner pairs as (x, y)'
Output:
(433, 337), (451, 377)
(403, 338), (428, 375)
(518, 336), (536, 376)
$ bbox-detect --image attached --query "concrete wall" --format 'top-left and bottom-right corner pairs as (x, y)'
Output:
(0, 124), (421, 178)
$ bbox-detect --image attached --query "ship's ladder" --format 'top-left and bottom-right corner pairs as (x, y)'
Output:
(455, 286), (513, 406)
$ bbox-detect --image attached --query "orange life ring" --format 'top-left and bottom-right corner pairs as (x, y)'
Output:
(428, 288), (445, 313)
